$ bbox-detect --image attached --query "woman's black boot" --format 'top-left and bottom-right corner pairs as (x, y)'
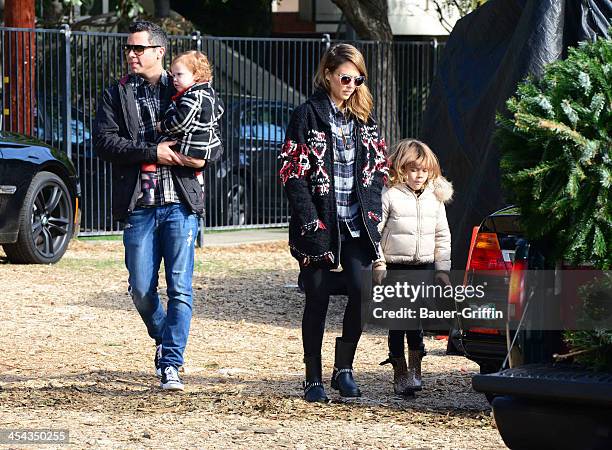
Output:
(330, 338), (362, 397)
(303, 355), (329, 403)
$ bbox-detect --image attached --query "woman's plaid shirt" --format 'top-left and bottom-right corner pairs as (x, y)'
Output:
(329, 98), (361, 237)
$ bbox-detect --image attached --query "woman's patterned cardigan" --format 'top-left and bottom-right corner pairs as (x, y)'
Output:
(279, 89), (388, 269)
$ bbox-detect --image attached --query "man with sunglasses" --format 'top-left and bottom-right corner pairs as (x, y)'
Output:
(94, 21), (206, 391)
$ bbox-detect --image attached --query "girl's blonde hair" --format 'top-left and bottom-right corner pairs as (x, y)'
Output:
(388, 139), (442, 187)
(171, 50), (212, 82)
(313, 44), (373, 123)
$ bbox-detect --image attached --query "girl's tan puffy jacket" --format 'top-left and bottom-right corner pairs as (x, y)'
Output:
(376, 177), (453, 271)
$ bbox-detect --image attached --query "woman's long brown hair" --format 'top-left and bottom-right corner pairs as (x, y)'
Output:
(313, 44), (373, 123)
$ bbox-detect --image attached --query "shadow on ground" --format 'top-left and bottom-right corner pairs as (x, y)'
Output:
(0, 368), (490, 422)
(73, 269), (360, 332)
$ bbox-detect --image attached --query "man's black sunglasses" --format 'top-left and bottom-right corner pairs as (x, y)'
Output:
(123, 44), (161, 55)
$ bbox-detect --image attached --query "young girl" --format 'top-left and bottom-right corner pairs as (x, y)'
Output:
(374, 139), (452, 396)
(140, 50), (224, 205)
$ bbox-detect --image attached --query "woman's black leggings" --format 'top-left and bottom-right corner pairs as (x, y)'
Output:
(386, 263), (433, 356)
(300, 233), (372, 357)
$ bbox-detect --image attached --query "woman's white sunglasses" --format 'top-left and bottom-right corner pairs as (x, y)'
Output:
(337, 73), (366, 86)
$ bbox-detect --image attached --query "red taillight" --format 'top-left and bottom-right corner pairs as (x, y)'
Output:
(508, 258), (527, 320)
(468, 327), (501, 335)
(465, 226), (480, 271)
(467, 232), (512, 272)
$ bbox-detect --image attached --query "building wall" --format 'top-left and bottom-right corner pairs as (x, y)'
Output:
(298, 0), (312, 22)
(272, 0), (299, 13)
(289, 0), (460, 36)
(272, 0), (315, 34)
(389, 0), (459, 35)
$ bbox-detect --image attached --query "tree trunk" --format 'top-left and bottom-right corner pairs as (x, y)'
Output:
(3, 0), (36, 135)
(331, 0), (392, 41)
(154, 0), (171, 18)
(330, 0), (399, 143)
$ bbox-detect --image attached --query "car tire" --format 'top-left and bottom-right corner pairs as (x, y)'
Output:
(2, 171), (74, 264)
(224, 176), (248, 226)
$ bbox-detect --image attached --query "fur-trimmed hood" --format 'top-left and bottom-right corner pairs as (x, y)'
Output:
(429, 176), (454, 203)
(391, 175), (454, 204)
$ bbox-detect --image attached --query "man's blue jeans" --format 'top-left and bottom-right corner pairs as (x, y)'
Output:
(123, 204), (199, 370)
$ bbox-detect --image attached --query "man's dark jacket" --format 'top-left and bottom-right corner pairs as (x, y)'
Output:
(279, 89), (388, 269)
(93, 74), (206, 221)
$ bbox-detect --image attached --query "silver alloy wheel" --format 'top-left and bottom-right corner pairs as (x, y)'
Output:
(30, 179), (72, 258)
(2, 171), (74, 264)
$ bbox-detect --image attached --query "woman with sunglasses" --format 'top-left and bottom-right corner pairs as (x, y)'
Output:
(280, 43), (388, 402)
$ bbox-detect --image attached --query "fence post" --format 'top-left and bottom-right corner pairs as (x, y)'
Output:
(322, 33), (331, 50)
(1, 29), (5, 132)
(192, 30), (202, 52)
(60, 24), (72, 161)
(431, 37), (439, 80)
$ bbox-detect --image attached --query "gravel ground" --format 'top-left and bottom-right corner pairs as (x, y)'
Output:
(0, 240), (504, 449)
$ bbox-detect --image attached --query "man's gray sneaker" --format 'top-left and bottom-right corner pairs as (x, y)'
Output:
(160, 366), (184, 391)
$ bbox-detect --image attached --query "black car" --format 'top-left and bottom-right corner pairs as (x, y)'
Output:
(0, 131), (80, 264)
(206, 98), (294, 227)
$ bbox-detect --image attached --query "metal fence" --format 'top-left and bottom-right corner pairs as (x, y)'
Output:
(0, 26), (443, 235)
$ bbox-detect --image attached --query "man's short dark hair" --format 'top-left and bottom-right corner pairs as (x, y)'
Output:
(129, 21), (169, 49)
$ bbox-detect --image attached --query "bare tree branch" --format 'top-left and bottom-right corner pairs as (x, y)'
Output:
(432, 0), (489, 32)
(451, 0), (467, 16)
(431, 1), (454, 33)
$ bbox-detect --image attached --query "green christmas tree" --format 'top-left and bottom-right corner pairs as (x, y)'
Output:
(564, 273), (612, 371)
(496, 36), (611, 269)
(496, 35), (612, 371)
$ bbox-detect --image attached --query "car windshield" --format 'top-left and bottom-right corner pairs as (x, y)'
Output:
(34, 106), (91, 146)
(241, 104), (290, 142)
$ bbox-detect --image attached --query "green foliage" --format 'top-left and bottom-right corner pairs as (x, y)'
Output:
(565, 330), (612, 371)
(497, 36), (612, 269)
(38, 0), (142, 28)
(564, 273), (612, 371)
(116, 0), (144, 19)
